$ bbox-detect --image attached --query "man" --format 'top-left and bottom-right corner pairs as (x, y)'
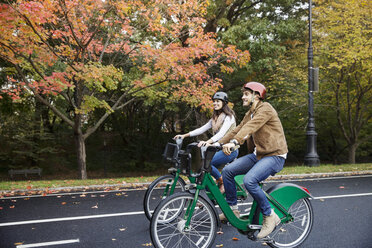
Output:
(217, 82), (288, 239)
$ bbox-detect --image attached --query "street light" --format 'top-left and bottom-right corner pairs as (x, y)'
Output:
(304, 0), (320, 166)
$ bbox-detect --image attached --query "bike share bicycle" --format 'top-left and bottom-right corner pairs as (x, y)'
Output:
(143, 138), (247, 221)
(149, 143), (314, 248)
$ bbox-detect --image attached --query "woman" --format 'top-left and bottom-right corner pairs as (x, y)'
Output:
(174, 92), (238, 191)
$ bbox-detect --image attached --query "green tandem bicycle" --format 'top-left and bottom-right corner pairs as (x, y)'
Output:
(149, 143), (314, 248)
(143, 139), (247, 221)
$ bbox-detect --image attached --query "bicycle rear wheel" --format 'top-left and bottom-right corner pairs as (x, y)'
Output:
(150, 192), (217, 248)
(269, 198), (313, 248)
(143, 174), (186, 220)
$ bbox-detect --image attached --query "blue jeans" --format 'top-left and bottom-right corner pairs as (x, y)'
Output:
(222, 153), (284, 216)
(210, 150), (239, 180)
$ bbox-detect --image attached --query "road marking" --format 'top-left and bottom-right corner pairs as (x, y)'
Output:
(313, 192), (372, 200)
(1, 192), (371, 227)
(0, 211), (144, 227)
(16, 239), (80, 247)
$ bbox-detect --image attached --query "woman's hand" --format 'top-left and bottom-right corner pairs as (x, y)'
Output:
(197, 139), (213, 147)
(174, 134), (187, 140)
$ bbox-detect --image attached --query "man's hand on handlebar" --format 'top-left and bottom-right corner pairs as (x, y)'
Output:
(222, 143), (236, 155)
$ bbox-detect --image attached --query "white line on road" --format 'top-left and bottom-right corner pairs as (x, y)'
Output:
(16, 239), (80, 247)
(1, 192), (371, 228)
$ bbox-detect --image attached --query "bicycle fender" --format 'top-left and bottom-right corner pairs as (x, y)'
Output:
(252, 183), (312, 225)
(267, 183), (313, 210)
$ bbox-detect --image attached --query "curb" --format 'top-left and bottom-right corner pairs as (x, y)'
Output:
(2, 170), (372, 197)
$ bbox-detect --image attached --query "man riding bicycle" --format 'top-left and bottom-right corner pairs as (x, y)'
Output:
(217, 82), (288, 239)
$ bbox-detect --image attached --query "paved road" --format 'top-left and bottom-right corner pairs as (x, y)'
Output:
(1, 175), (372, 248)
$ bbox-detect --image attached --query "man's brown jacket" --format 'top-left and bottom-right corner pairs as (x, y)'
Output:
(219, 101), (288, 160)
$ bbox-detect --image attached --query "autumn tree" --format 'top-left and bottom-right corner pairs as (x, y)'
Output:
(313, 0), (372, 163)
(0, 0), (250, 179)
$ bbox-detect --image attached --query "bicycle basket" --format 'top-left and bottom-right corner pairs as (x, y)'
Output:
(162, 143), (179, 163)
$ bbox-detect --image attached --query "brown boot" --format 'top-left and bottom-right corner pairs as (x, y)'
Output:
(219, 206), (240, 222)
(257, 209), (281, 239)
(216, 177), (225, 194)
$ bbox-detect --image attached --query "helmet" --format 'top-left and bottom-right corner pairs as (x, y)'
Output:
(243, 82), (266, 99)
(212, 92), (228, 103)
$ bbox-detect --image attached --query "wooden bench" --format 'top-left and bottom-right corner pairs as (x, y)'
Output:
(8, 168), (42, 179)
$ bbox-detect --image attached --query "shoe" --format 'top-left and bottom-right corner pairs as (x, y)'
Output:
(216, 177), (225, 194)
(219, 209), (240, 222)
(257, 209), (281, 239)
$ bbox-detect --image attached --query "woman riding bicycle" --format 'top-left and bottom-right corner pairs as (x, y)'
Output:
(174, 92), (238, 192)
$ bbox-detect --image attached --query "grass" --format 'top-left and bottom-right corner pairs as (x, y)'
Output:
(0, 163), (371, 193)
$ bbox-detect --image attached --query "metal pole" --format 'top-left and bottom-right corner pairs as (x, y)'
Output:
(304, 0), (320, 166)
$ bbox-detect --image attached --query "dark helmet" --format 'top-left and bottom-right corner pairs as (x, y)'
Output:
(212, 92), (228, 103)
(243, 82), (266, 99)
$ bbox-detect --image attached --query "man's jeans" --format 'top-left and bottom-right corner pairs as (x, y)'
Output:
(210, 150), (239, 180)
(222, 153), (284, 216)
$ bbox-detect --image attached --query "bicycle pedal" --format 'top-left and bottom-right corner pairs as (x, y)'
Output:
(256, 237), (274, 243)
(248, 224), (262, 230)
(185, 184), (197, 190)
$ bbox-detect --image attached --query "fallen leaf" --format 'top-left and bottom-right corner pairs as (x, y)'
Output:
(319, 198), (325, 202)
(142, 243), (152, 246)
(116, 193), (122, 196)
(112, 238), (116, 241)
(119, 228), (127, 231)
(27, 186), (32, 190)
(92, 204), (98, 208)
(80, 194), (87, 197)
(232, 237), (239, 241)
(217, 231), (223, 235)
(61, 202), (67, 205)
(10, 205), (15, 209)
(216, 244), (223, 247)
(14, 242), (24, 245)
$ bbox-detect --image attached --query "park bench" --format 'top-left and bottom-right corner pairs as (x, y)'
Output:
(8, 168), (42, 179)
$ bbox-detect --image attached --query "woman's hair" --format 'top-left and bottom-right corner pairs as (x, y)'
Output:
(212, 101), (236, 120)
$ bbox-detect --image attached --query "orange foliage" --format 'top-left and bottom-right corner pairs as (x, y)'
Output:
(0, 0), (250, 107)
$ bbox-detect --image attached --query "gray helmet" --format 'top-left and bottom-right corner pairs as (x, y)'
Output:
(212, 92), (228, 103)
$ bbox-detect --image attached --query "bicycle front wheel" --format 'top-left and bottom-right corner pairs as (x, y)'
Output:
(143, 174), (186, 220)
(150, 192), (217, 248)
(269, 198), (313, 248)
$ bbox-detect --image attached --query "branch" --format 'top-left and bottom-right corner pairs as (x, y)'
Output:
(9, 4), (78, 72)
(13, 64), (75, 127)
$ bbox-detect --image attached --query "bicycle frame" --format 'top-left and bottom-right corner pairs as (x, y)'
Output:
(161, 141), (247, 202)
(183, 169), (312, 233)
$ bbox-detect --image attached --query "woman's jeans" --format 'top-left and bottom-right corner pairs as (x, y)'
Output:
(210, 150), (239, 180)
(222, 153), (284, 216)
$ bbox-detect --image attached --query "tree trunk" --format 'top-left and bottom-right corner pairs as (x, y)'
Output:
(348, 143), (357, 164)
(74, 106), (87, 179)
(75, 128), (87, 179)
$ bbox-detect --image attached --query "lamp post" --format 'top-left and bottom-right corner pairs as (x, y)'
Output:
(304, 0), (320, 166)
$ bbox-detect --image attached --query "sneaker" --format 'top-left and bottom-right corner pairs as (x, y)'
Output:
(219, 209), (240, 222)
(257, 209), (281, 239)
(219, 183), (225, 194)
